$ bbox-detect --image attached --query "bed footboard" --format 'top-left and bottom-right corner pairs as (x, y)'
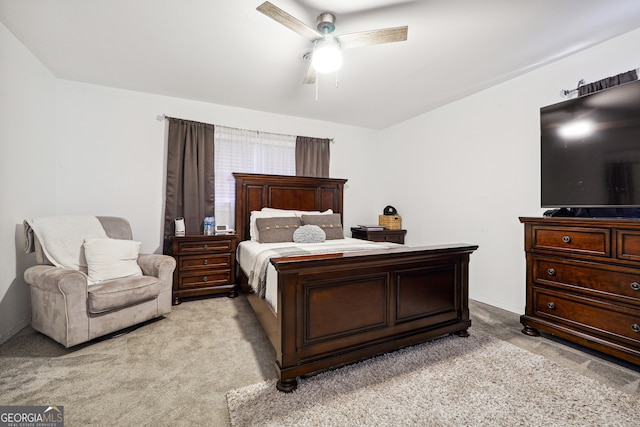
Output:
(270, 243), (478, 392)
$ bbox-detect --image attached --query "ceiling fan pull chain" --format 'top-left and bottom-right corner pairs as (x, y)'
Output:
(315, 74), (319, 102)
(335, 71), (339, 89)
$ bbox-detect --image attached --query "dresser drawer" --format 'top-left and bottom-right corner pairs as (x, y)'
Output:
(178, 270), (232, 289)
(533, 257), (640, 302)
(533, 288), (640, 346)
(617, 229), (640, 262)
(531, 225), (610, 256)
(178, 254), (231, 271)
(175, 239), (234, 254)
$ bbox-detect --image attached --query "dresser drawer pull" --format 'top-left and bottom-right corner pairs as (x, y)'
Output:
(547, 268), (556, 276)
(547, 302), (556, 310)
(632, 324), (640, 333)
(203, 259), (208, 265)
(203, 276), (208, 282)
(562, 235), (571, 243)
(203, 244), (208, 249)
(631, 282), (640, 291)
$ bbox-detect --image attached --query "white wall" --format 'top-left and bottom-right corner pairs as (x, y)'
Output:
(380, 27), (640, 313)
(4, 20), (640, 344)
(55, 81), (383, 254)
(1, 27), (382, 342)
(0, 23), (57, 344)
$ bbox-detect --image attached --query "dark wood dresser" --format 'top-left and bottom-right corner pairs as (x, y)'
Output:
(520, 217), (640, 365)
(169, 234), (237, 304)
(350, 227), (406, 244)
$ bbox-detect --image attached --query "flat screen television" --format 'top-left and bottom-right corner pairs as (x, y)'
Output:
(540, 79), (640, 217)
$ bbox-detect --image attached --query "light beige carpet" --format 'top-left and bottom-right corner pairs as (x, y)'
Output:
(226, 330), (640, 427)
(0, 297), (275, 426)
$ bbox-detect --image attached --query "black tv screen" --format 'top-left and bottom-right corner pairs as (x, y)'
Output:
(541, 79), (640, 213)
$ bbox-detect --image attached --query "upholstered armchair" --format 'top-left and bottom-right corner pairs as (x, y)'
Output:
(23, 216), (175, 347)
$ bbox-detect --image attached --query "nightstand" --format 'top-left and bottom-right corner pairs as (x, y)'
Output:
(169, 234), (237, 304)
(350, 227), (406, 244)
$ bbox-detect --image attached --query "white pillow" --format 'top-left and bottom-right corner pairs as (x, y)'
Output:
(261, 207), (333, 217)
(251, 209), (334, 241)
(260, 208), (333, 216)
(84, 238), (143, 282)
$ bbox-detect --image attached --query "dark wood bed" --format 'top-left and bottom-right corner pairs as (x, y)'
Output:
(234, 173), (478, 392)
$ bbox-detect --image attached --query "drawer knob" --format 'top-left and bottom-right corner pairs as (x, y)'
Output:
(204, 244), (208, 249)
(632, 324), (640, 333)
(562, 235), (571, 243)
(547, 268), (556, 276)
(203, 276), (208, 282)
(203, 259), (208, 265)
(547, 302), (556, 310)
(631, 282), (640, 291)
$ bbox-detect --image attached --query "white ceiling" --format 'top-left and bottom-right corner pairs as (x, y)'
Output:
(2, 0), (640, 129)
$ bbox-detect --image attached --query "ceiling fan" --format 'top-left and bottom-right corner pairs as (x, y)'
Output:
(256, 1), (408, 84)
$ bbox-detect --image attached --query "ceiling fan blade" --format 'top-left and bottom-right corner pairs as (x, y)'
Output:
(338, 26), (408, 50)
(303, 62), (316, 84)
(256, 1), (323, 42)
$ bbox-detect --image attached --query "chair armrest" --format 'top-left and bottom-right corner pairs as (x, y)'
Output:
(24, 265), (88, 295)
(137, 254), (176, 280)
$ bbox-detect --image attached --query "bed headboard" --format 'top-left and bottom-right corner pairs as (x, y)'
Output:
(233, 173), (348, 242)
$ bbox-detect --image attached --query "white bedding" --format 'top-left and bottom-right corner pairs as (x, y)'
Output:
(237, 238), (401, 312)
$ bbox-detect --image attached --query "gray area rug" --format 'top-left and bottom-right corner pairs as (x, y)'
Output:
(226, 330), (640, 427)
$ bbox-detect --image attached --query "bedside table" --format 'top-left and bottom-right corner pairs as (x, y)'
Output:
(169, 234), (237, 304)
(350, 227), (406, 244)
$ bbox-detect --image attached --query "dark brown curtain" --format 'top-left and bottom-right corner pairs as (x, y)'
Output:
(163, 118), (215, 250)
(578, 69), (638, 96)
(295, 136), (330, 177)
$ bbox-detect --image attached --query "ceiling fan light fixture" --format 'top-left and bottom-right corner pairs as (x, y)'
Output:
(311, 36), (342, 73)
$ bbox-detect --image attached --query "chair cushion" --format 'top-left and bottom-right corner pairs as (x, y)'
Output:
(87, 275), (162, 314)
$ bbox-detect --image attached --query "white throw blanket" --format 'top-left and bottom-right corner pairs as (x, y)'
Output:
(237, 238), (400, 312)
(24, 215), (108, 272)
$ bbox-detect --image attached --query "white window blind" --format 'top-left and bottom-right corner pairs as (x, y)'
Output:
(214, 126), (296, 229)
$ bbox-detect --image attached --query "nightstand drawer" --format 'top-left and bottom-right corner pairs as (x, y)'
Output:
(169, 234), (238, 304)
(178, 271), (232, 289)
(179, 254), (231, 271)
(350, 227), (406, 244)
(175, 239), (234, 254)
(531, 225), (610, 256)
(368, 234), (404, 243)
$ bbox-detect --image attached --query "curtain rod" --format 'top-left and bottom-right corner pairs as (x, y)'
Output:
(560, 68), (640, 98)
(158, 114), (334, 143)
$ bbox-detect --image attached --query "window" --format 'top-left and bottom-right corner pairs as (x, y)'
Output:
(214, 126), (295, 229)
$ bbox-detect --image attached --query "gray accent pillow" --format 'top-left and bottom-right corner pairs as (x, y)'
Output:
(293, 224), (326, 243)
(255, 217), (302, 243)
(300, 214), (344, 240)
